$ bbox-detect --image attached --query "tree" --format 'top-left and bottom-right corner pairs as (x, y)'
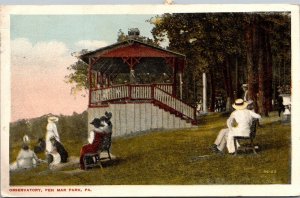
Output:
(65, 49), (89, 96)
(150, 13), (245, 109)
(150, 12), (291, 115)
(244, 13), (290, 115)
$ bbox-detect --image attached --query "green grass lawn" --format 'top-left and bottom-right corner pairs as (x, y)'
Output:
(9, 111), (291, 185)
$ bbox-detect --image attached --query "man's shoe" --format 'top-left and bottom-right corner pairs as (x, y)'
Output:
(210, 144), (223, 154)
(215, 149), (224, 155)
(210, 144), (218, 151)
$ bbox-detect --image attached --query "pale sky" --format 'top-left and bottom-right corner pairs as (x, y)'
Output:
(2, 0), (300, 4)
(11, 14), (156, 121)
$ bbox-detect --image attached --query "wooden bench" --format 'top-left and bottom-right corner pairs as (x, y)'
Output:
(83, 132), (112, 170)
(233, 119), (258, 155)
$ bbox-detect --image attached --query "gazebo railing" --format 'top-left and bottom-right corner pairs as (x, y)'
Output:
(90, 83), (196, 121)
(91, 85), (129, 103)
(131, 84), (152, 99)
(91, 83), (173, 103)
(156, 84), (173, 95)
(153, 87), (195, 120)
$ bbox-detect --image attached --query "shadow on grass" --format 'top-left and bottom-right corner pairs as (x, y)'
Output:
(258, 141), (288, 152)
(100, 157), (126, 168)
(196, 112), (231, 125)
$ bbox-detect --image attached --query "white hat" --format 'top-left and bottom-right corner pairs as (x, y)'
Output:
(48, 116), (59, 122)
(23, 135), (30, 143)
(232, 99), (248, 110)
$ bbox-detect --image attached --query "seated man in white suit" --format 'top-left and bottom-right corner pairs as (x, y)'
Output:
(211, 98), (261, 154)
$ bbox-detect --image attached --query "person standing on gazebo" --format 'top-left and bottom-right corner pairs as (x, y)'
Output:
(45, 116), (60, 154)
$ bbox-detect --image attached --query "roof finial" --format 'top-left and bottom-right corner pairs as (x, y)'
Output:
(128, 28), (140, 40)
(164, 0), (174, 5)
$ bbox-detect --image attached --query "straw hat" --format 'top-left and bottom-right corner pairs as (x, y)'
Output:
(48, 116), (59, 122)
(232, 98), (248, 110)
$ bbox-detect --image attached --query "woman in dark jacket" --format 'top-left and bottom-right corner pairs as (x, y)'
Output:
(79, 118), (109, 170)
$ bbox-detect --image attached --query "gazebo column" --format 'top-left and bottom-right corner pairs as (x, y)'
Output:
(172, 62), (177, 97)
(88, 57), (92, 107)
(97, 71), (101, 88)
(90, 56), (103, 88)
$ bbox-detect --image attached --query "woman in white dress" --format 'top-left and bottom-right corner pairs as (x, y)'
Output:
(10, 144), (42, 171)
(45, 116), (60, 154)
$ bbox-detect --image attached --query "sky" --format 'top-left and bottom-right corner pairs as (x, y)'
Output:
(1, 0), (300, 4)
(10, 14), (156, 121)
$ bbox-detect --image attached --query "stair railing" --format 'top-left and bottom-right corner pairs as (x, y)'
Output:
(90, 84), (196, 121)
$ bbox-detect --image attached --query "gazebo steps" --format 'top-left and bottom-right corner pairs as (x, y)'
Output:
(152, 102), (193, 122)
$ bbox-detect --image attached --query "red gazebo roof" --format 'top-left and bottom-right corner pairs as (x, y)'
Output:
(79, 39), (186, 65)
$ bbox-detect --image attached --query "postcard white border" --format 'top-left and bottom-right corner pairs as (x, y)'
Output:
(1, 4), (300, 197)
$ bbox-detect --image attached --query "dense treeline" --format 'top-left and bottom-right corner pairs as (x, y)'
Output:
(150, 12), (291, 116)
(10, 112), (88, 149)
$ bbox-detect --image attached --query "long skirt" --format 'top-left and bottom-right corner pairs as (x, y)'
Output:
(79, 144), (99, 170)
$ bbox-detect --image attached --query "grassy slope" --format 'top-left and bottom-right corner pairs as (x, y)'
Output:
(10, 112), (291, 185)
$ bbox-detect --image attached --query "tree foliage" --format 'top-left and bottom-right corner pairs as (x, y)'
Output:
(150, 12), (291, 115)
(65, 50), (89, 95)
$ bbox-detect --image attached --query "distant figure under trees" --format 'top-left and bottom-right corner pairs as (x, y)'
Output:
(242, 84), (249, 102)
(277, 95), (285, 117)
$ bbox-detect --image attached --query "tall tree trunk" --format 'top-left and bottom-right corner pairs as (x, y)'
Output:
(256, 22), (272, 116)
(265, 31), (273, 113)
(222, 56), (234, 102)
(226, 56), (234, 101)
(245, 18), (259, 112)
(222, 60), (229, 98)
(235, 56), (240, 99)
(257, 26), (267, 115)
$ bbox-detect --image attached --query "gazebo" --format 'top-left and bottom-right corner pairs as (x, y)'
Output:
(79, 39), (196, 136)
